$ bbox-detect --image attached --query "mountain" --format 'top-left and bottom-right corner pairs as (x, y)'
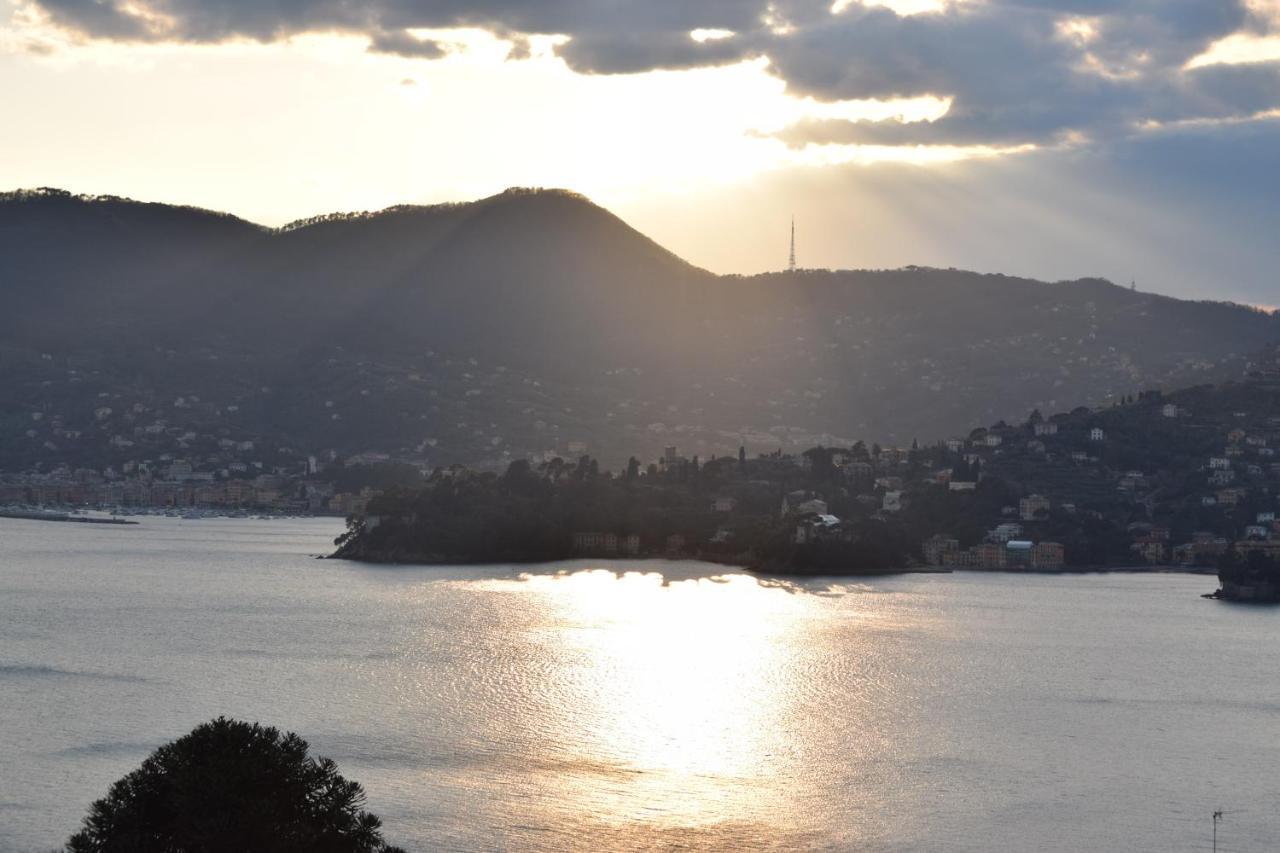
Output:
(1, 186), (1278, 474)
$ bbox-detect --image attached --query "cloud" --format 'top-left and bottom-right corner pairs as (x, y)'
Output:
(368, 30), (449, 59)
(17, 0), (1280, 149)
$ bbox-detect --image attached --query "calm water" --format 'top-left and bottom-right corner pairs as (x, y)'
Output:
(2, 517), (1278, 852)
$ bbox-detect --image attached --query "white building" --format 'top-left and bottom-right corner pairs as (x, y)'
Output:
(990, 522), (1024, 543)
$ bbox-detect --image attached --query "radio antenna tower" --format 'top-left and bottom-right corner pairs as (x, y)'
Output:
(788, 216), (797, 272)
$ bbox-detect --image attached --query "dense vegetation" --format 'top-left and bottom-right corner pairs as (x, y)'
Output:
(334, 453), (910, 573)
(1217, 550), (1280, 601)
(66, 717), (404, 853)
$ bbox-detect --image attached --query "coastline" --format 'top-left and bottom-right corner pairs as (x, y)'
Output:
(326, 547), (1229, 579)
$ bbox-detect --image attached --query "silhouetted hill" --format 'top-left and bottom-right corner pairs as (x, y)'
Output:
(1, 187), (1277, 473)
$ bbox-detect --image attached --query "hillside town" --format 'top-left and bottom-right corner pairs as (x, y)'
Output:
(336, 349), (1280, 573)
(9, 350), (1280, 574)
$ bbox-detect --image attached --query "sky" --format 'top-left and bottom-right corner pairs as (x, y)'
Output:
(1, 0), (1278, 304)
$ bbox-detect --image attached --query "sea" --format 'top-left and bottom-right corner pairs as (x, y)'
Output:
(2, 515), (1278, 852)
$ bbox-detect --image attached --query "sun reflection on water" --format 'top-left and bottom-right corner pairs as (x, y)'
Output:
(465, 568), (840, 836)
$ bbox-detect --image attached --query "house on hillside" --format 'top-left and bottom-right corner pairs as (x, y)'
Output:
(923, 534), (961, 566)
(1019, 494), (1051, 521)
(797, 498), (829, 516)
(794, 513), (842, 545)
(1210, 469), (1236, 486)
(711, 496), (737, 513)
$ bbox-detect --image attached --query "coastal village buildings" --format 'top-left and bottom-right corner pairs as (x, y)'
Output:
(572, 532), (641, 556)
(10, 373), (1280, 575)
(923, 536), (1066, 570)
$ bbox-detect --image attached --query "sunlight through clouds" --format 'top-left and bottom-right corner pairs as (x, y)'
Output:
(1187, 32), (1280, 68)
(0, 20), (983, 222)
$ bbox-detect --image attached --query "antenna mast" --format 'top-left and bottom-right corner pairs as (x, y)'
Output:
(788, 217), (797, 272)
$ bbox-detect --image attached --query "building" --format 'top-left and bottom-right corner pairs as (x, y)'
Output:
(1234, 539), (1280, 560)
(843, 462), (874, 485)
(973, 543), (1006, 569)
(881, 491), (903, 513)
(1032, 541), (1066, 570)
(572, 531), (619, 555)
(781, 490), (815, 516)
(711, 496), (738, 513)
(1090, 428), (1105, 442)
(1005, 540), (1035, 569)
(1210, 469), (1236, 486)
(797, 497), (829, 516)
(990, 522), (1024, 543)
(1162, 403), (1179, 418)
(1132, 540), (1167, 564)
(922, 534), (961, 566)
(794, 513), (842, 545)
(1217, 488), (1246, 506)
(166, 459), (194, 481)
(1019, 494), (1051, 521)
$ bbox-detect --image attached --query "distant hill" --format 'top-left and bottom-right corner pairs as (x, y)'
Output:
(1, 186), (1277, 473)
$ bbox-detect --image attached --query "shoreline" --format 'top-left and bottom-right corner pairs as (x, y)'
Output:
(326, 549), (1224, 579)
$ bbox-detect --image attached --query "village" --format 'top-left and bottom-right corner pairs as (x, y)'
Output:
(9, 356), (1280, 574)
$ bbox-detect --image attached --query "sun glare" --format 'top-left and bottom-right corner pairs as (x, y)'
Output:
(484, 571), (808, 786)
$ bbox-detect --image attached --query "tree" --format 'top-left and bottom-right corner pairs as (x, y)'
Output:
(738, 445), (746, 466)
(66, 717), (404, 853)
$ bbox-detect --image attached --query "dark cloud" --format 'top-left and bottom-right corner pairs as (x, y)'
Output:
(369, 30), (449, 59)
(22, 0), (1280, 149)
